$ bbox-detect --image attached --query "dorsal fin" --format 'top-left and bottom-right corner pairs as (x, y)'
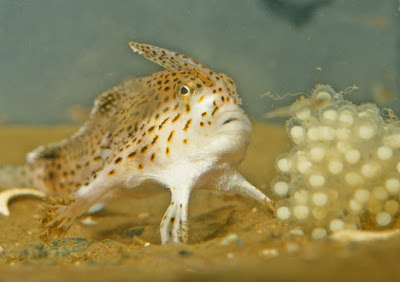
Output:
(129, 42), (219, 85)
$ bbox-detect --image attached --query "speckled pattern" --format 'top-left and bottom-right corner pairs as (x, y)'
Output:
(1, 42), (272, 244)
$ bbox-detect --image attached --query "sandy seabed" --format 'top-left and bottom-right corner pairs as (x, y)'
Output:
(0, 122), (399, 281)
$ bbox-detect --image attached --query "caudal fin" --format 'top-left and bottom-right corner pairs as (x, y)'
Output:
(0, 165), (31, 189)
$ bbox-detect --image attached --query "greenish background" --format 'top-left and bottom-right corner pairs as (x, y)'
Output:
(0, 0), (398, 124)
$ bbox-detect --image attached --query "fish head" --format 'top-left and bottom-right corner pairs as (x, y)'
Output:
(130, 42), (252, 165)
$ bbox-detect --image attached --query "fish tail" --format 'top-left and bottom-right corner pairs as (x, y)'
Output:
(0, 165), (31, 189)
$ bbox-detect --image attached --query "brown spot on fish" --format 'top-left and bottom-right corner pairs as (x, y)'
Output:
(172, 113), (181, 123)
(151, 135), (159, 145)
(159, 117), (170, 129)
(212, 106), (219, 116)
(168, 131), (175, 142)
(183, 119), (192, 131)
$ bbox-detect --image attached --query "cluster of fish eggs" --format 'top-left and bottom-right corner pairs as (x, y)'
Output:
(273, 85), (400, 239)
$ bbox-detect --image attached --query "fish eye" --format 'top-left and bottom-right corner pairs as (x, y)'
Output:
(179, 85), (190, 96)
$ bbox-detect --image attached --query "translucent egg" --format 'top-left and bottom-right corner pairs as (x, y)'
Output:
(307, 128), (320, 141)
(293, 205), (310, 220)
(312, 207), (327, 220)
(312, 85), (336, 101)
(372, 186), (388, 201)
(307, 126), (335, 141)
(293, 190), (309, 204)
(360, 162), (380, 178)
(309, 146), (326, 162)
(345, 149), (361, 164)
(368, 198), (383, 214)
(384, 200), (399, 214)
(315, 91), (332, 101)
(320, 126), (336, 141)
(376, 212), (392, 227)
(358, 124), (376, 139)
(289, 126), (306, 144)
(297, 157), (313, 174)
(276, 206), (291, 220)
(277, 156), (292, 173)
(338, 110), (354, 125)
(348, 199), (363, 213)
(328, 160), (343, 175)
(312, 227), (328, 240)
(354, 189), (370, 203)
(273, 181), (290, 196)
(335, 128), (351, 140)
(295, 109), (311, 120)
(309, 174), (325, 188)
(289, 228), (304, 237)
(322, 109), (338, 121)
(385, 178), (400, 194)
(377, 146), (393, 161)
(383, 134), (400, 148)
(312, 192), (328, 206)
(329, 219), (345, 232)
(357, 104), (380, 118)
(345, 172), (363, 186)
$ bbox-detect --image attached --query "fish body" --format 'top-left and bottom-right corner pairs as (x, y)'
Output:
(1, 42), (272, 243)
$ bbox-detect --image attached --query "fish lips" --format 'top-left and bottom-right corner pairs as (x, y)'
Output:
(218, 111), (252, 133)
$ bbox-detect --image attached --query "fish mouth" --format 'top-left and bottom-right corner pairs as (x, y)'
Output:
(218, 111), (251, 133)
(222, 117), (239, 125)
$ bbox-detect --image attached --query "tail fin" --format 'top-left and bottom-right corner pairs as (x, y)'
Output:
(0, 165), (31, 189)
